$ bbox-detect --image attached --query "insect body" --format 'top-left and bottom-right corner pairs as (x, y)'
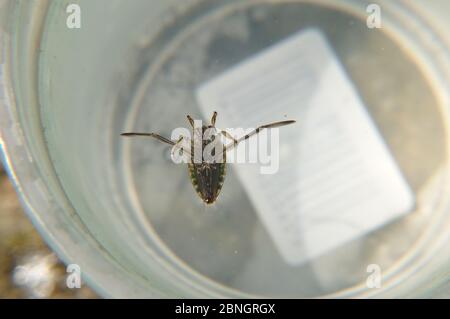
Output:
(121, 112), (295, 204)
(187, 121), (227, 204)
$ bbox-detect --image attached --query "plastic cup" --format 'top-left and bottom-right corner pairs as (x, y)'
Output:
(1, 0), (450, 297)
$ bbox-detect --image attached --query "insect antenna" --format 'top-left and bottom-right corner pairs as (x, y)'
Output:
(187, 115), (195, 127)
(211, 111), (218, 126)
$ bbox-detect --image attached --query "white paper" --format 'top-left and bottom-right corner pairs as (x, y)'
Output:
(196, 29), (415, 265)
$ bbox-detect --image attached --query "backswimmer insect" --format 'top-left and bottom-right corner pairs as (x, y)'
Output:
(121, 112), (295, 205)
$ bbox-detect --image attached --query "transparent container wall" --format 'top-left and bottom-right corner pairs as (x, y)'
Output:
(2, 0), (450, 297)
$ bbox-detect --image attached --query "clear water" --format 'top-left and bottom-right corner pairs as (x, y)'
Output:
(39, 0), (450, 297)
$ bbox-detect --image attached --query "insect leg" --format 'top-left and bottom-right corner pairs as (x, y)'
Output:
(211, 111), (218, 126)
(121, 132), (175, 146)
(171, 136), (192, 158)
(187, 115), (195, 127)
(220, 130), (238, 145)
(224, 119), (296, 152)
(187, 114), (204, 146)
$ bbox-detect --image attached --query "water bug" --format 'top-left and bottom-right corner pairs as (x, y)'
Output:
(121, 112), (295, 204)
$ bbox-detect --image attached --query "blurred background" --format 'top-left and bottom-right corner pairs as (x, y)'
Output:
(0, 162), (96, 298)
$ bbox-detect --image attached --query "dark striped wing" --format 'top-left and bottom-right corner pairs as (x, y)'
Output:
(188, 162), (226, 204)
